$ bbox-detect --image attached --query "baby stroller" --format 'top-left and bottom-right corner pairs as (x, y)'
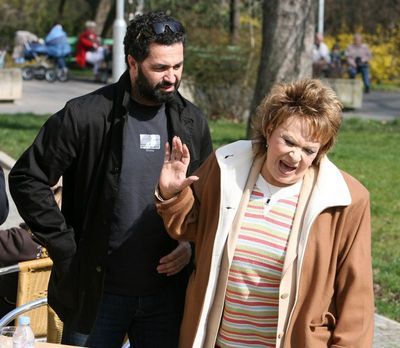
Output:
(21, 41), (61, 82)
(15, 27), (71, 83)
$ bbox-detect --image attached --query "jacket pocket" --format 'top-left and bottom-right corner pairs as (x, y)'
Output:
(49, 254), (80, 311)
(309, 312), (336, 344)
(310, 311), (336, 330)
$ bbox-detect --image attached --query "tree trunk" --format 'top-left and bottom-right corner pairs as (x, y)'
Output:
(57, 0), (67, 21)
(247, 0), (316, 137)
(94, 0), (113, 36)
(230, 0), (241, 45)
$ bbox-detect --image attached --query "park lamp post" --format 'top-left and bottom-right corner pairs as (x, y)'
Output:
(112, 0), (127, 82)
(318, 0), (325, 35)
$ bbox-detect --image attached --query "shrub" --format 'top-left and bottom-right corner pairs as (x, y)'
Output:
(185, 44), (256, 121)
(184, 24), (260, 121)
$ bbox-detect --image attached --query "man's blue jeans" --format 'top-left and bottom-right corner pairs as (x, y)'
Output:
(61, 282), (184, 348)
(348, 64), (371, 92)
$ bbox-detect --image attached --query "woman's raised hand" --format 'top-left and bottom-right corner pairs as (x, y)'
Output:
(158, 136), (199, 200)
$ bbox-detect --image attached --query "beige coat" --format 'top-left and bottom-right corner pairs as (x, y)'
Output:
(157, 140), (374, 348)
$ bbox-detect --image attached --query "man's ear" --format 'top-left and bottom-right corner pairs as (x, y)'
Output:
(127, 55), (137, 70)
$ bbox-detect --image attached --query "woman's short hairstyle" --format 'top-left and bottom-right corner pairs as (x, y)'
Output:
(251, 79), (343, 164)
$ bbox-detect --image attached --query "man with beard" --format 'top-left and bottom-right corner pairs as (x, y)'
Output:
(9, 12), (212, 348)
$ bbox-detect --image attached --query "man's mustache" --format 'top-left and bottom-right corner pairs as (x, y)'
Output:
(158, 81), (177, 88)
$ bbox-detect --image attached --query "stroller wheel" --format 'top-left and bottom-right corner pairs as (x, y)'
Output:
(22, 67), (34, 81)
(57, 69), (69, 82)
(45, 69), (57, 83)
(34, 66), (46, 80)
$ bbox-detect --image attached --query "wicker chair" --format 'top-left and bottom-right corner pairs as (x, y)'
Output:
(0, 257), (63, 343)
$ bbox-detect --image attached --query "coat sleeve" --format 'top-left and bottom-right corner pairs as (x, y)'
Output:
(156, 152), (219, 242)
(8, 106), (80, 264)
(0, 227), (41, 265)
(0, 166), (9, 225)
(331, 189), (374, 347)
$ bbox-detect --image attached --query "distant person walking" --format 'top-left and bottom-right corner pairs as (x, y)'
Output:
(346, 33), (372, 93)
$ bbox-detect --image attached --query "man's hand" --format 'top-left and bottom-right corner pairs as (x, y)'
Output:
(157, 241), (192, 276)
(158, 136), (199, 200)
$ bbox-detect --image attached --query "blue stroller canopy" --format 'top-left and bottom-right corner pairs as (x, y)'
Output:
(45, 25), (71, 58)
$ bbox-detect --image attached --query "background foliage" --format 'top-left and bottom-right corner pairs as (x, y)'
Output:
(0, 0), (91, 49)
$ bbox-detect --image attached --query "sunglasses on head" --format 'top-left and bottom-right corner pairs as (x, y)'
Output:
(136, 21), (183, 41)
(151, 21), (183, 34)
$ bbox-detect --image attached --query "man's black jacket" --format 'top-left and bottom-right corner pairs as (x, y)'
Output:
(9, 71), (212, 333)
(0, 166), (9, 224)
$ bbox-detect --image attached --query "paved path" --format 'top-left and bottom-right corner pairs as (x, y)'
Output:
(0, 78), (107, 115)
(344, 90), (400, 121)
(1, 79), (400, 346)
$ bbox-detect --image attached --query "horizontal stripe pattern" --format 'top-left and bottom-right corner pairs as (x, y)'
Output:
(216, 184), (298, 347)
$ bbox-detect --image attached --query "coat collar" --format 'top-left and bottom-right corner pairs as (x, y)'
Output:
(304, 156), (352, 224)
(215, 141), (256, 216)
(215, 140), (254, 167)
(215, 141), (351, 210)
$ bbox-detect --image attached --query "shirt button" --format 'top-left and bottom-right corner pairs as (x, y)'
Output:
(281, 293), (289, 299)
(95, 266), (102, 272)
(278, 333), (282, 339)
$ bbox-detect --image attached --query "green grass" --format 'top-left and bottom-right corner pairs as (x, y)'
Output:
(330, 118), (400, 321)
(0, 114), (399, 321)
(68, 67), (96, 80)
(209, 119), (247, 148)
(372, 82), (400, 92)
(0, 114), (50, 159)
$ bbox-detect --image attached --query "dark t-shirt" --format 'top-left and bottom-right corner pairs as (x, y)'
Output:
(104, 99), (178, 295)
